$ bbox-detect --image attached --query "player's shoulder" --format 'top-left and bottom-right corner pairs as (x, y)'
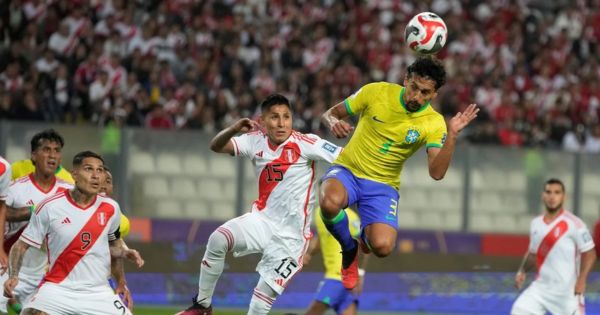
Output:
(97, 194), (121, 210)
(56, 178), (74, 189)
(562, 210), (586, 229)
(10, 174), (32, 188)
(35, 190), (69, 214)
(290, 131), (320, 144)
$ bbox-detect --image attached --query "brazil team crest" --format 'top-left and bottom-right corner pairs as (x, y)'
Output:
(405, 128), (420, 144)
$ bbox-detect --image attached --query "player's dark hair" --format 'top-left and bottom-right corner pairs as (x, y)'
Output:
(407, 57), (447, 90)
(72, 151), (104, 167)
(30, 129), (64, 152)
(544, 178), (565, 193)
(260, 93), (291, 113)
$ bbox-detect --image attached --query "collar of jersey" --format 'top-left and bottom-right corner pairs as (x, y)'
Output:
(399, 87), (430, 113)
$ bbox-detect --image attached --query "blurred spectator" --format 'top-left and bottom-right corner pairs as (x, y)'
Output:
(0, 0), (597, 153)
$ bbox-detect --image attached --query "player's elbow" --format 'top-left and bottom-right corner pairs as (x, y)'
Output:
(429, 171), (444, 181)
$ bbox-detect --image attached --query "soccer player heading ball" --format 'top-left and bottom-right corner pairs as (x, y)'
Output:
(320, 57), (479, 289)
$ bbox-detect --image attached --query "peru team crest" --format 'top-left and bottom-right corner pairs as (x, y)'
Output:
(97, 212), (107, 226)
(405, 128), (420, 144)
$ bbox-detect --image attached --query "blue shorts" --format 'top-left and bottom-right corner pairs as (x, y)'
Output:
(314, 278), (358, 314)
(321, 165), (399, 229)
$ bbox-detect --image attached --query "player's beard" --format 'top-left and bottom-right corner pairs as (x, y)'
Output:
(406, 101), (422, 112)
(545, 203), (562, 214)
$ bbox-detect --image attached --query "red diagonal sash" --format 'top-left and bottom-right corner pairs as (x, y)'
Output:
(536, 220), (568, 273)
(44, 202), (115, 283)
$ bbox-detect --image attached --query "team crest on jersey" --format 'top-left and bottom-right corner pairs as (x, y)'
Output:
(97, 212), (107, 226)
(405, 128), (420, 144)
(285, 148), (300, 162)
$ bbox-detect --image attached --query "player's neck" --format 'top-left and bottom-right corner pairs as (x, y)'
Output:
(69, 188), (96, 208)
(32, 171), (56, 190)
(544, 208), (563, 221)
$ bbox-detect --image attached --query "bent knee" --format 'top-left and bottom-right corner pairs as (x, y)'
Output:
(369, 239), (395, 257)
(208, 228), (233, 253)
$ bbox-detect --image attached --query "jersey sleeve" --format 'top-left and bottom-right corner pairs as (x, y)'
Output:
(425, 115), (448, 149)
(575, 224), (595, 253)
(0, 167), (11, 201)
(344, 83), (380, 116)
(108, 201), (122, 241)
(20, 204), (50, 249)
(528, 220), (538, 253)
(231, 132), (260, 158)
(300, 134), (342, 163)
(3, 182), (17, 206)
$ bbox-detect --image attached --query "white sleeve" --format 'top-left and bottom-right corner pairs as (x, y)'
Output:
(20, 204), (50, 249)
(3, 184), (16, 207)
(575, 224), (595, 252)
(0, 167), (11, 201)
(231, 132), (259, 158)
(300, 134), (342, 163)
(108, 202), (122, 241)
(528, 221), (537, 254)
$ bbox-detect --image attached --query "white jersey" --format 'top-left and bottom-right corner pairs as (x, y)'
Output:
(20, 192), (121, 289)
(4, 175), (73, 275)
(231, 131), (341, 239)
(0, 156), (10, 202)
(529, 209), (595, 294)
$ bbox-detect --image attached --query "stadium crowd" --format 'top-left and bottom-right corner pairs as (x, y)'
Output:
(0, 0), (599, 152)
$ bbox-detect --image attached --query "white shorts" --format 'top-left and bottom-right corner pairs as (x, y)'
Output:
(223, 212), (309, 295)
(24, 282), (132, 315)
(511, 283), (585, 315)
(0, 268), (44, 312)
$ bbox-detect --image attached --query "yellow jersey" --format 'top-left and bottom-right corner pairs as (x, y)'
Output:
(316, 208), (361, 280)
(335, 82), (447, 189)
(11, 159), (74, 184)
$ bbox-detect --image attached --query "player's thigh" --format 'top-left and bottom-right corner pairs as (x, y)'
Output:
(14, 273), (43, 305)
(0, 272), (9, 313)
(320, 166), (360, 210)
(356, 177), (399, 229)
(257, 236), (307, 294)
(222, 212), (272, 255)
(511, 287), (546, 315)
(340, 300), (357, 315)
(77, 289), (132, 315)
(548, 294), (585, 315)
(304, 300), (329, 315)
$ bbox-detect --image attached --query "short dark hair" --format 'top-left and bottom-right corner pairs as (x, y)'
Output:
(407, 57), (447, 90)
(544, 178), (565, 193)
(72, 151), (104, 167)
(30, 129), (64, 152)
(260, 93), (291, 113)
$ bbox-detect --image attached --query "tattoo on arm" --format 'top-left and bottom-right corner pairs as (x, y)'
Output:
(9, 240), (30, 278)
(6, 207), (32, 222)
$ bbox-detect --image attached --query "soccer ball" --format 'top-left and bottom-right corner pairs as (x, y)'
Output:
(404, 12), (448, 55)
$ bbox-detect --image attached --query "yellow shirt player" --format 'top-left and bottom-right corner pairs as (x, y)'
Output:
(304, 208), (362, 315)
(319, 57), (479, 290)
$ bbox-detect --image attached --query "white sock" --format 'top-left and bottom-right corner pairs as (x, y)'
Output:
(197, 224), (244, 307)
(247, 278), (279, 315)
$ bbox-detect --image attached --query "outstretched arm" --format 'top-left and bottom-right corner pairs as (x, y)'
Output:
(210, 118), (260, 154)
(4, 240), (30, 298)
(427, 104), (479, 180)
(321, 102), (354, 139)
